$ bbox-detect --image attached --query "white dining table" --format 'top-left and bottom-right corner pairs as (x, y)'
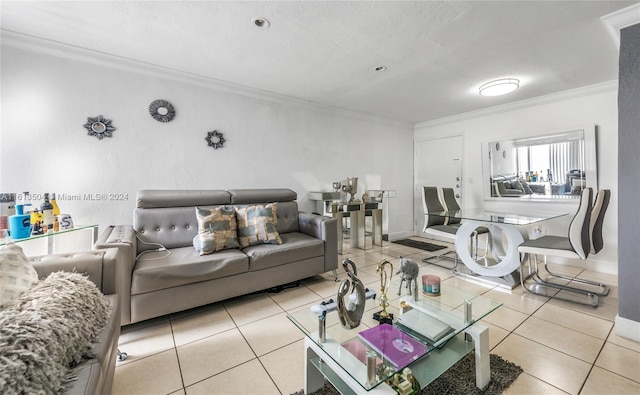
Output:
(428, 209), (568, 286)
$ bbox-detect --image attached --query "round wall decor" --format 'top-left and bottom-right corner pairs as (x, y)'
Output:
(149, 99), (175, 122)
(83, 115), (116, 140)
(205, 130), (225, 149)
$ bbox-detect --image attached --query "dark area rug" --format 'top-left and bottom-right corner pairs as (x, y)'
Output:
(291, 353), (523, 395)
(392, 238), (447, 252)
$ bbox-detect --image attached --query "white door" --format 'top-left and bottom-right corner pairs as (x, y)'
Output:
(415, 135), (463, 236)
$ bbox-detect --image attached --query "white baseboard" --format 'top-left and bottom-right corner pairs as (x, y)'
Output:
(615, 315), (640, 343)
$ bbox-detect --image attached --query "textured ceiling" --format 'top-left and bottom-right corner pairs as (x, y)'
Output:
(1, 1), (635, 123)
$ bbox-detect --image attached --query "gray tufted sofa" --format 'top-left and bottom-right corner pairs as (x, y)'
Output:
(28, 249), (121, 395)
(95, 188), (338, 325)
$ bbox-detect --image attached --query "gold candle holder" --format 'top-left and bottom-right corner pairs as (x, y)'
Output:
(373, 259), (394, 324)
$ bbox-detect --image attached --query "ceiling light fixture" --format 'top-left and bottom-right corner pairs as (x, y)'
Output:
(374, 66), (387, 72)
(252, 17), (270, 28)
(478, 78), (520, 96)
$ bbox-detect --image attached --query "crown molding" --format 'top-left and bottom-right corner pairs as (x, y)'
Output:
(0, 29), (412, 129)
(601, 3), (640, 50)
(415, 81), (618, 130)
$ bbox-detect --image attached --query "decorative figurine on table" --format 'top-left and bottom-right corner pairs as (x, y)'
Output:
(387, 367), (420, 395)
(396, 256), (419, 301)
(342, 177), (358, 203)
(337, 258), (367, 329)
(373, 259), (394, 324)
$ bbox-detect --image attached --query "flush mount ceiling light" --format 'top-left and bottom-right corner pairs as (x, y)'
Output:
(479, 78), (520, 96)
(252, 17), (270, 28)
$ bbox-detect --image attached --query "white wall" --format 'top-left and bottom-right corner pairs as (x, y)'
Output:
(0, 44), (415, 238)
(414, 84), (619, 274)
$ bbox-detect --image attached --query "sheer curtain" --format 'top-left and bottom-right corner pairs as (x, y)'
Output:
(549, 140), (582, 183)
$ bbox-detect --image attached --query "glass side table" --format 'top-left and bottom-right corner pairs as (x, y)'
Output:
(1, 224), (99, 254)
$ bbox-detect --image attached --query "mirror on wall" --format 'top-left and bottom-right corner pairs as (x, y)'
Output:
(483, 127), (597, 201)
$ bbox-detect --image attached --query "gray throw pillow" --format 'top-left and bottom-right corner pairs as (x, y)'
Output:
(195, 206), (240, 255)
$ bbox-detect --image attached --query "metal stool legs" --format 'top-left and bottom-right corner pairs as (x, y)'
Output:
(519, 253), (598, 307)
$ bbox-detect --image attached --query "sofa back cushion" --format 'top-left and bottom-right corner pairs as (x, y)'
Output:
(134, 189), (299, 253)
(137, 190), (231, 208)
(135, 190), (231, 252)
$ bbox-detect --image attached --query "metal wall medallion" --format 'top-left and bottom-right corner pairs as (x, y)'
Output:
(83, 115), (116, 140)
(149, 99), (176, 122)
(205, 130), (225, 149)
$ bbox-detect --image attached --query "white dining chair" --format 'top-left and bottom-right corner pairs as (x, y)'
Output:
(439, 187), (490, 260)
(529, 189), (611, 296)
(517, 188), (599, 306)
(421, 186), (460, 269)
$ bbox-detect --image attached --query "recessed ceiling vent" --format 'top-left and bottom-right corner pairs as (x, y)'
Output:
(252, 17), (270, 28)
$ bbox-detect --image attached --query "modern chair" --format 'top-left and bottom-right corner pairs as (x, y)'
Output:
(421, 186), (460, 269)
(517, 188), (599, 306)
(439, 187), (490, 259)
(530, 189), (611, 296)
(438, 187), (462, 225)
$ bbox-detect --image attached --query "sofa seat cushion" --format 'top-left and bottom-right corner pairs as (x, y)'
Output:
(131, 246), (249, 295)
(244, 232), (324, 272)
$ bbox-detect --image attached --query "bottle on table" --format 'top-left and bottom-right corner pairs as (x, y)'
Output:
(41, 193), (54, 231)
(9, 203), (31, 240)
(51, 193), (60, 216)
(30, 209), (43, 225)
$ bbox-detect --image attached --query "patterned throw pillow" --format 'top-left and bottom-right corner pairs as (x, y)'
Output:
(195, 206), (240, 255)
(235, 203), (282, 248)
(0, 243), (39, 307)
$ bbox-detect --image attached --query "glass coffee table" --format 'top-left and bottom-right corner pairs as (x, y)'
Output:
(287, 284), (502, 394)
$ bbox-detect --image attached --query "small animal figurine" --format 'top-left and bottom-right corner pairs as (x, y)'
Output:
(396, 256), (419, 300)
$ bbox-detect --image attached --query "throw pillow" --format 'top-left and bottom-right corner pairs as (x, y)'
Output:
(0, 271), (108, 394)
(0, 243), (39, 308)
(235, 203), (282, 248)
(195, 206), (240, 255)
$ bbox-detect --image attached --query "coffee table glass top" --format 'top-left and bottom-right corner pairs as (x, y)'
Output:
(287, 282), (502, 391)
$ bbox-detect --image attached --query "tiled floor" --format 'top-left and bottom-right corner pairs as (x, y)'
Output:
(113, 238), (640, 395)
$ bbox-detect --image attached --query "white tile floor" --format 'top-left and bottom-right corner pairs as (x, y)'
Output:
(113, 238), (640, 395)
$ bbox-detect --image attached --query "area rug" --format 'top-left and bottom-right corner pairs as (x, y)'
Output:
(392, 238), (447, 252)
(291, 353), (523, 395)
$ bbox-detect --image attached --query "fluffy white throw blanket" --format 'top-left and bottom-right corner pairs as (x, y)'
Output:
(0, 271), (109, 394)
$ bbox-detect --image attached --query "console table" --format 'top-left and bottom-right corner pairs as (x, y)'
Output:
(330, 202), (382, 254)
(288, 280), (502, 394)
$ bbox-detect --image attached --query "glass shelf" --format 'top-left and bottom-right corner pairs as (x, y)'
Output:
(1, 224), (98, 254)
